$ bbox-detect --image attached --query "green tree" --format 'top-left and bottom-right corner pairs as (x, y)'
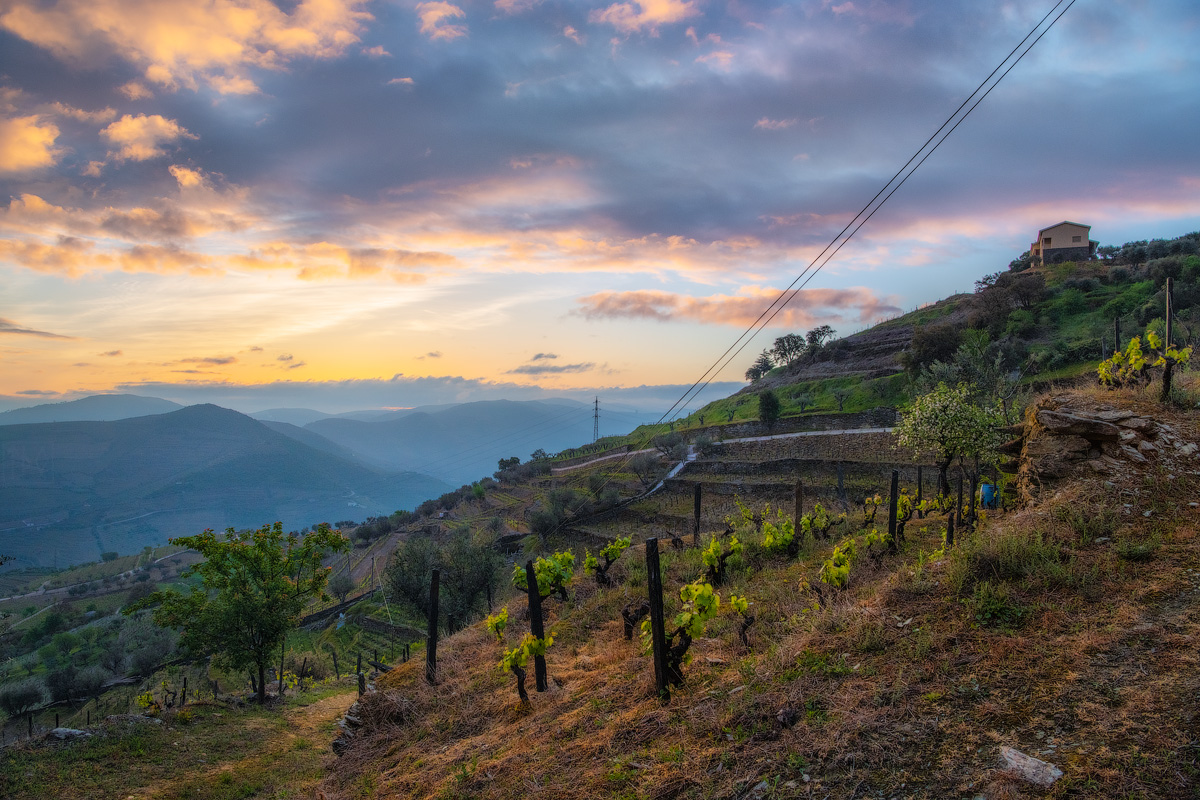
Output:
(130, 522), (347, 705)
(894, 382), (1004, 498)
(771, 333), (806, 367)
(745, 349), (774, 382)
(758, 389), (782, 429)
(328, 572), (354, 603)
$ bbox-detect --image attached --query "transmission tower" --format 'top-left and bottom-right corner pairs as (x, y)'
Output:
(593, 396), (599, 443)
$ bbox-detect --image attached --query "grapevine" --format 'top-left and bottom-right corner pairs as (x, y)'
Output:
(485, 607), (508, 641)
(583, 536), (631, 587)
(641, 580), (721, 686)
(800, 502), (847, 541)
(729, 594), (755, 647)
(512, 551), (576, 601)
(498, 632), (555, 703)
(701, 533), (742, 585)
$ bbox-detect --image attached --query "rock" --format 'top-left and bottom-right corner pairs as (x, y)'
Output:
(777, 707), (800, 727)
(999, 745), (1063, 787)
(1121, 445), (1149, 463)
(1137, 440), (1157, 454)
(1095, 410), (1137, 422)
(746, 779), (771, 799)
(48, 727), (90, 740)
(1179, 443), (1199, 457)
(1117, 416), (1153, 431)
(1036, 410), (1121, 441)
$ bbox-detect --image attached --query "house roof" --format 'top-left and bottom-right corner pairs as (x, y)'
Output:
(1037, 220), (1091, 237)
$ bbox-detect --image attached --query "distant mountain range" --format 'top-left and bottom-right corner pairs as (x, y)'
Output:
(297, 399), (660, 485)
(0, 394), (183, 425)
(0, 395), (661, 569)
(0, 405), (449, 570)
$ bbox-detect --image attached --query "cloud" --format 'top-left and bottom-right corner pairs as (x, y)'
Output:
(562, 26), (583, 44)
(0, 318), (74, 338)
(286, 361), (306, 370)
(589, 0), (699, 34)
(507, 362), (595, 375)
(99, 349), (122, 356)
(417, 351), (443, 359)
(101, 114), (197, 162)
(416, 2), (468, 40)
(49, 103), (118, 124)
(0, 0), (373, 94)
(17, 389), (58, 396)
(574, 286), (902, 327)
(119, 81), (153, 100)
(755, 117), (797, 130)
(0, 115), (63, 173)
(179, 355), (237, 365)
(387, 77), (415, 86)
(362, 45), (391, 57)
(276, 353), (294, 362)
(530, 353), (558, 361)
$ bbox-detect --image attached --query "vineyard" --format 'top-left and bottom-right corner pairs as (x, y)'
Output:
(320, 386), (1200, 800)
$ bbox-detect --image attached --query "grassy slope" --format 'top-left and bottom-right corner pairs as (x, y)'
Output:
(319, 387), (1200, 800)
(1, 684), (358, 800)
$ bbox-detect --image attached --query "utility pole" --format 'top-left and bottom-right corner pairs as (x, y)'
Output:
(593, 396), (600, 443)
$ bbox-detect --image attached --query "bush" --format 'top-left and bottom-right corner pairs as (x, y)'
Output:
(45, 666), (79, 703)
(946, 527), (1062, 595)
(0, 678), (45, 717)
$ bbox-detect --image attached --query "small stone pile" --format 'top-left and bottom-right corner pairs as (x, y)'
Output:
(1007, 394), (1199, 502)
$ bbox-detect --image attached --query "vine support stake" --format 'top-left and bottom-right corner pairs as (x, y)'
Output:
(887, 470), (899, 552)
(916, 466), (924, 518)
(968, 473), (978, 528)
(525, 560), (548, 692)
(425, 568), (440, 685)
(947, 510), (956, 549)
(693, 483), (702, 546)
(956, 474), (964, 529)
(794, 479), (804, 526)
(645, 538), (670, 703)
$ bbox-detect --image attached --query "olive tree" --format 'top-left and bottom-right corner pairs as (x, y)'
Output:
(894, 382), (1004, 498)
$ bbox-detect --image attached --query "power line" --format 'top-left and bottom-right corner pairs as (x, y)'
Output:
(655, 0), (1077, 427)
(586, 0), (1078, 492)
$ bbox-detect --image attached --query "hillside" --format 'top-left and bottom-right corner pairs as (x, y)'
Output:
(318, 385), (1199, 800)
(0, 405), (450, 568)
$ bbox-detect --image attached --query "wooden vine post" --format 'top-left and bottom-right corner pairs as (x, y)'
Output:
(887, 469), (899, 552)
(968, 473), (978, 527)
(525, 560), (549, 692)
(946, 509), (956, 548)
(425, 568), (440, 685)
(916, 466), (924, 518)
(693, 484), (702, 546)
(644, 538), (669, 702)
(956, 475), (965, 530)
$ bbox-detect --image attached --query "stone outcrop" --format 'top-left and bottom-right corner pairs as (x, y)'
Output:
(1005, 394), (1199, 503)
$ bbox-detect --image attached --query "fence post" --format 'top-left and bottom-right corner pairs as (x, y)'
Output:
(425, 568), (440, 685)
(887, 469), (899, 552)
(645, 538), (669, 702)
(525, 561), (548, 692)
(947, 510), (956, 549)
(693, 484), (702, 546)
(182, 676), (187, 707)
(331, 649), (340, 680)
(916, 466), (924, 518)
(794, 479), (803, 525)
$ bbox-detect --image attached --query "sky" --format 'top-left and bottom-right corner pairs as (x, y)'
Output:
(1, 0), (1198, 415)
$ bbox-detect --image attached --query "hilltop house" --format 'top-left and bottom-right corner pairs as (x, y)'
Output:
(1030, 221), (1098, 264)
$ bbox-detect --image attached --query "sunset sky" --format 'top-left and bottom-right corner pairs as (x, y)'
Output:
(1, 0), (1198, 415)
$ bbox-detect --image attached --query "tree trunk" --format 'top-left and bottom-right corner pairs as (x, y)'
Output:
(257, 663), (266, 705)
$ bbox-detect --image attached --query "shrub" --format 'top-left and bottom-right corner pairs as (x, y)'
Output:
(969, 580), (1025, 627)
(946, 527), (1061, 595)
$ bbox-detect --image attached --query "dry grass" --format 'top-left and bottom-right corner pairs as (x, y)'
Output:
(322, 390), (1200, 800)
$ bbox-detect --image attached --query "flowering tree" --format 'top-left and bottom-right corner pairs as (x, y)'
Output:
(894, 382), (1004, 497)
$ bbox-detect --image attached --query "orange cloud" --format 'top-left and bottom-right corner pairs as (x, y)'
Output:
(101, 114), (196, 162)
(575, 286), (901, 327)
(0, 0), (373, 94)
(589, 0), (698, 34)
(0, 114), (63, 173)
(416, 2), (468, 40)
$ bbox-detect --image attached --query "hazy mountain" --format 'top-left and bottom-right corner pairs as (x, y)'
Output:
(0, 405), (449, 570)
(306, 398), (661, 485)
(0, 394), (183, 425)
(249, 407), (337, 426)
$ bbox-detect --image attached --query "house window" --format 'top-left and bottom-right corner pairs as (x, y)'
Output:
(1072, 235), (1081, 243)
(1043, 238), (1051, 246)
